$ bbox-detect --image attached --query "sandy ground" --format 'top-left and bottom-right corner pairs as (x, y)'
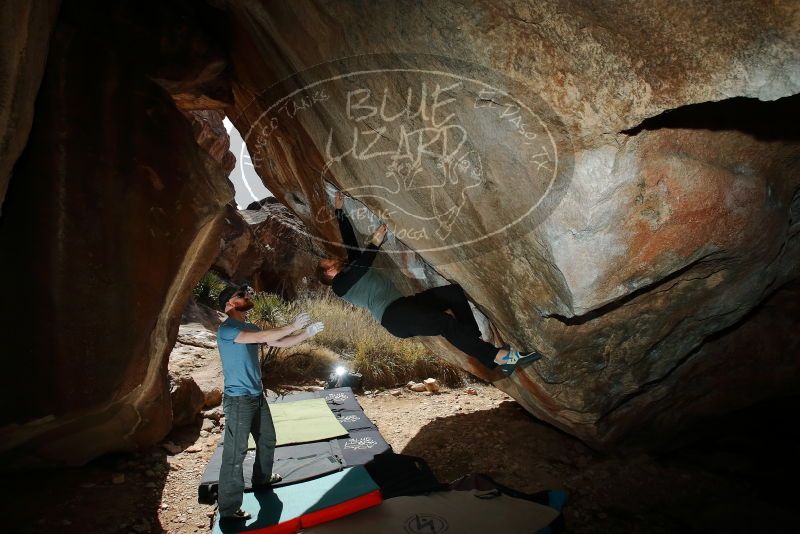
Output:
(2, 383), (799, 533)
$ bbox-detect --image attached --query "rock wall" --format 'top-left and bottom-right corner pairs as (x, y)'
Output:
(212, 199), (323, 299)
(169, 299), (226, 425)
(220, 0), (800, 447)
(0, 0), (60, 215)
(183, 110), (237, 175)
(0, 0), (235, 468)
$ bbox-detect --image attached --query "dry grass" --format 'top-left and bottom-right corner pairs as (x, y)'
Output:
(250, 291), (465, 389)
(350, 332), (464, 388)
(298, 292), (464, 387)
(262, 343), (340, 386)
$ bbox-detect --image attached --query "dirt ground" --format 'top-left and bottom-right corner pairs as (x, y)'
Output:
(2, 384), (799, 533)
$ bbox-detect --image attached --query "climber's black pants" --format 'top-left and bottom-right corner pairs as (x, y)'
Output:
(381, 284), (498, 369)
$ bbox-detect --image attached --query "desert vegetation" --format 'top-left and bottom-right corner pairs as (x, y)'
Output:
(195, 272), (464, 388)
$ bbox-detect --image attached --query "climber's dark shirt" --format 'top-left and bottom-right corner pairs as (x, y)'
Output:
(331, 209), (401, 322)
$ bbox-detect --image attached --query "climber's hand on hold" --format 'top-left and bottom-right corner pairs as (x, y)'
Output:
(370, 224), (388, 247)
(334, 191), (344, 210)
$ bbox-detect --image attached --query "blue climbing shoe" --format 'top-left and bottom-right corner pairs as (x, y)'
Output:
(547, 489), (569, 511)
(498, 349), (543, 375)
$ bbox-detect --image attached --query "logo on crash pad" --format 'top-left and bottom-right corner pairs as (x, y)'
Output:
(339, 415), (360, 422)
(236, 53), (573, 262)
(404, 513), (449, 534)
(343, 437), (378, 450)
(325, 393), (349, 402)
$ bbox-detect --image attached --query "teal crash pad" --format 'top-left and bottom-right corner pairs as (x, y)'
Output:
(212, 465), (380, 533)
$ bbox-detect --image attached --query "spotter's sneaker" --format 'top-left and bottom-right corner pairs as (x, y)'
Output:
(220, 509), (251, 521)
(252, 473), (282, 489)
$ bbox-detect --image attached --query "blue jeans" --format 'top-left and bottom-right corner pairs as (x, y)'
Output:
(218, 392), (276, 517)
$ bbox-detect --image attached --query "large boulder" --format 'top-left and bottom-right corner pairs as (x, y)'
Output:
(214, 200), (323, 299)
(0, 0), (60, 215)
(183, 109), (237, 175)
(171, 305), (225, 411)
(0, 0), (234, 468)
(219, 0), (800, 447)
(213, 202), (260, 280)
(169, 374), (205, 427)
(241, 201), (324, 298)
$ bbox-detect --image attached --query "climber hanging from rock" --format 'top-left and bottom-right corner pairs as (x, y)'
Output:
(317, 191), (541, 375)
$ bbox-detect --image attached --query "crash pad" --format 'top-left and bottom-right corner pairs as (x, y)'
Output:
(246, 398), (348, 449)
(212, 466), (381, 534)
(303, 488), (559, 534)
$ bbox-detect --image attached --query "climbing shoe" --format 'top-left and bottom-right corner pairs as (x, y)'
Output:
(547, 489), (569, 511)
(499, 350), (543, 375)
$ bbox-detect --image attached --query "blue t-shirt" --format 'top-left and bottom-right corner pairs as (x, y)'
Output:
(217, 317), (262, 396)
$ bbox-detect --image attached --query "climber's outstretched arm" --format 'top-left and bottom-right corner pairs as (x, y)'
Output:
(331, 224), (388, 296)
(336, 208), (362, 263)
(334, 191), (361, 263)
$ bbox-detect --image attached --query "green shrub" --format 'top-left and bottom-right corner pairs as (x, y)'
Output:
(250, 292), (296, 329)
(193, 271), (226, 309)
